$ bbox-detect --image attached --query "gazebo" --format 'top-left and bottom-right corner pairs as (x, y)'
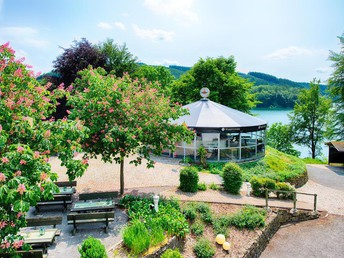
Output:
(167, 88), (267, 162)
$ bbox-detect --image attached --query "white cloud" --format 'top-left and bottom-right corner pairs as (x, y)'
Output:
(316, 67), (333, 74)
(97, 22), (113, 30)
(264, 46), (314, 60)
(132, 24), (175, 42)
(0, 26), (38, 36)
(0, 26), (49, 48)
(114, 22), (126, 30)
(144, 0), (198, 24)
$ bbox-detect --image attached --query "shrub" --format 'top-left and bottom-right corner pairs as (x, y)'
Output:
(194, 238), (216, 258)
(191, 220), (204, 236)
(276, 182), (295, 199)
(179, 166), (199, 193)
(198, 182), (207, 191)
(212, 215), (231, 237)
(209, 182), (220, 190)
(222, 162), (243, 194)
(230, 205), (267, 230)
(250, 176), (277, 197)
(78, 236), (107, 258)
(183, 206), (197, 221)
(161, 248), (184, 258)
(122, 220), (150, 255)
(146, 218), (165, 246)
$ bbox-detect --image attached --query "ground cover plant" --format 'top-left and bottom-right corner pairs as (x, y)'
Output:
(180, 203), (271, 257)
(239, 146), (306, 183)
(119, 195), (189, 256)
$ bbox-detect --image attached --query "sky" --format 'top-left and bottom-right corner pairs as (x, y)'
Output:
(0, 0), (343, 83)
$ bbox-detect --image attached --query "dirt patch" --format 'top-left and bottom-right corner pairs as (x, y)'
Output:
(181, 203), (272, 258)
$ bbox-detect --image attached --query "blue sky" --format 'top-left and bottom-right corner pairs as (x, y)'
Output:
(0, 0), (343, 82)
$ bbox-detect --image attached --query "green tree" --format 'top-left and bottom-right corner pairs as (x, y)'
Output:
(328, 33), (344, 140)
(68, 67), (193, 195)
(98, 38), (138, 77)
(171, 56), (256, 112)
(289, 79), (332, 159)
(133, 65), (175, 95)
(267, 122), (300, 157)
(0, 43), (88, 255)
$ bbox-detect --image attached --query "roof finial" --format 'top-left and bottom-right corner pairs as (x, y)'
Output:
(200, 87), (210, 99)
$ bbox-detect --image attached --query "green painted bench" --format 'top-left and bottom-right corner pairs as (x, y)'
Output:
(67, 211), (115, 235)
(26, 215), (63, 228)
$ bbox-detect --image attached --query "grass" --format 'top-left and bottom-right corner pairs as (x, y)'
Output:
(239, 146), (306, 182)
(302, 157), (327, 164)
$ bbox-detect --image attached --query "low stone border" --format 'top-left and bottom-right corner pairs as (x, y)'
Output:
(287, 170), (308, 188)
(243, 209), (320, 258)
(144, 236), (185, 258)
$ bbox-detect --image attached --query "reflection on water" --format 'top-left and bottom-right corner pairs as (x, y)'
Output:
(252, 109), (328, 158)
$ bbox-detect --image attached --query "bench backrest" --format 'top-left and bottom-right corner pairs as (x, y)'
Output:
(79, 191), (118, 201)
(26, 215), (63, 227)
(55, 180), (77, 187)
(67, 211), (115, 221)
(40, 194), (72, 202)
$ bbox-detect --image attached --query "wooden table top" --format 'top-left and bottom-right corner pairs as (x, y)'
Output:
(20, 228), (57, 244)
(71, 199), (115, 212)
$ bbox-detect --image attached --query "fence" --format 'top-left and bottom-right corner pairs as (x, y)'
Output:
(265, 189), (317, 213)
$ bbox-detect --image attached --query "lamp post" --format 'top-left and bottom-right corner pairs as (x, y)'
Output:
(153, 194), (159, 212)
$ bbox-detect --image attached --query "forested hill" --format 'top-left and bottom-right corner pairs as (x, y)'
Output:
(168, 66), (327, 109)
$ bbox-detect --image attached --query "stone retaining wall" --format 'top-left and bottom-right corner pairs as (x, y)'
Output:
(287, 170), (308, 188)
(243, 209), (319, 258)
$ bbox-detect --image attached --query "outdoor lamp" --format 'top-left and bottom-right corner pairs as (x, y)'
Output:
(215, 234), (225, 245)
(223, 241), (231, 251)
(153, 194), (159, 212)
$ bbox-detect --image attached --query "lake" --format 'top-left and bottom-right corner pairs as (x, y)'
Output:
(251, 109), (328, 158)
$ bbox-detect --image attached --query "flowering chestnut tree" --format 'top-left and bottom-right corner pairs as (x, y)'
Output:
(68, 67), (193, 195)
(0, 43), (88, 255)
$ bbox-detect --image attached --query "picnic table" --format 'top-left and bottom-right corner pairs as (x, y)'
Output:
(19, 228), (58, 254)
(35, 186), (76, 211)
(70, 199), (115, 213)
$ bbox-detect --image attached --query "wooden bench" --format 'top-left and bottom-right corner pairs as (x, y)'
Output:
(26, 215), (63, 228)
(78, 191), (118, 201)
(67, 211), (115, 235)
(55, 180), (77, 187)
(35, 195), (73, 212)
(2, 249), (46, 258)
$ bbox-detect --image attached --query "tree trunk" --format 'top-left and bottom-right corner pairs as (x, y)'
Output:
(120, 157), (124, 196)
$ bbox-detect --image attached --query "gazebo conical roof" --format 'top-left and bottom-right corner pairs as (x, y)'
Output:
(174, 98), (267, 130)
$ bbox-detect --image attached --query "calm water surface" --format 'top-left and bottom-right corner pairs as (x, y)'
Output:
(252, 109), (328, 158)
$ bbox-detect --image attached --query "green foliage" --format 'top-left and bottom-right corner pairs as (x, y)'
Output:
(78, 236), (107, 258)
(191, 220), (205, 236)
(222, 162), (243, 194)
(121, 195), (189, 238)
(289, 79), (332, 159)
(122, 220), (150, 256)
(328, 33), (344, 140)
(230, 206), (267, 230)
(182, 206), (197, 221)
(194, 203), (213, 224)
(193, 238), (216, 258)
(181, 156), (193, 164)
(240, 147), (306, 183)
(170, 56), (256, 113)
(133, 64), (175, 95)
(267, 122), (300, 157)
(69, 67), (194, 194)
(276, 182), (295, 199)
(209, 183), (220, 190)
(212, 215), (231, 237)
(198, 146), (208, 169)
(0, 43), (88, 255)
(179, 167), (199, 193)
(98, 38), (138, 77)
(161, 248), (184, 258)
(302, 157), (327, 164)
(198, 182), (207, 191)
(250, 177), (276, 197)
(146, 219), (165, 246)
